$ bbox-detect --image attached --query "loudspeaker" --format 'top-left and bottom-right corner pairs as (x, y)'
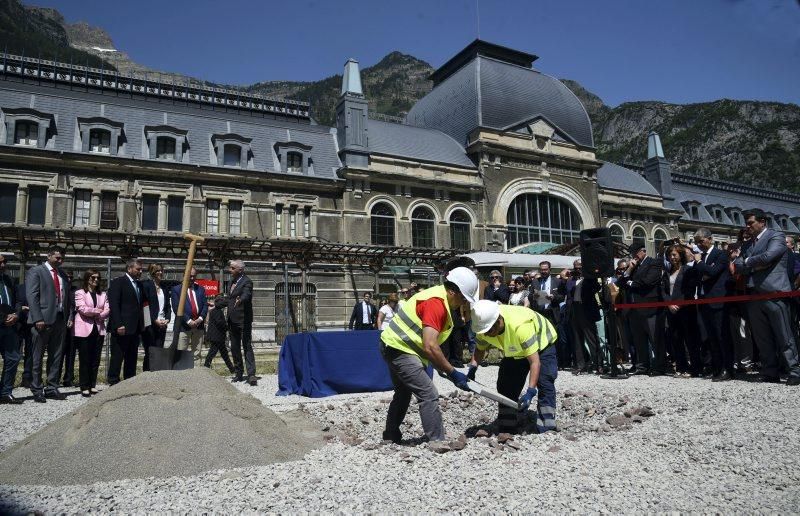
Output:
(579, 228), (614, 279)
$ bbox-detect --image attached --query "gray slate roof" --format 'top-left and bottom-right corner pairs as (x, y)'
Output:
(0, 83), (341, 179)
(406, 56), (594, 148)
(596, 162), (660, 196)
(367, 119), (475, 168)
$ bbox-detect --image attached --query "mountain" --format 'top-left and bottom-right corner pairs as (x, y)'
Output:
(243, 51), (434, 126)
(8, 0), (800, 193)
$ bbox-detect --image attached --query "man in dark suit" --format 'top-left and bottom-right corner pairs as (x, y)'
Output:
(348, 292), (376, 330)
(733, 210), (800, 385)
(564, 260), (603, 373)
(224, 259), (256, 385)
(693, 228), (733, 381)
(0, 255), (21, 404)
(107, 258), (144, 385)
(26, 245), (71, 402)
(620, 245), (665, 375)
(59, 270), (77, 387)
(528, 261), (565, 326)
(171, 267), (208, 366)
(483, 270), (510, 304)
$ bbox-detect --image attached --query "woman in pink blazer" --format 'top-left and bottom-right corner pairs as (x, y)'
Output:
(73, 269), (109, 397)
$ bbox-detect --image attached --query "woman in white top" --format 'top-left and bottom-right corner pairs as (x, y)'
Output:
(377, 293), (399, 330)
(508, 277), (530, 307)
(141, 263), (172, 371)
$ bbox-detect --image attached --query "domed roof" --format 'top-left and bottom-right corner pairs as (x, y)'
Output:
(406, 40), (594, 148)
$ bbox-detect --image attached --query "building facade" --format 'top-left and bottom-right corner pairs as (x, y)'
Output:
(0, 40), (797, 344)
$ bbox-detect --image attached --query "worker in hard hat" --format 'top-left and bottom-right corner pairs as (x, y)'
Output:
(468, 300), (558, 434)
(380, 266), (479, 443)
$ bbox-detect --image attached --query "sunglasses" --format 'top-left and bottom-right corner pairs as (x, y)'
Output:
(490, 276), (501, 279)
(90, 276), (99, 280)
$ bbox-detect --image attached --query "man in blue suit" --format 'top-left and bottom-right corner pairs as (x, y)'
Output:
(733, 210), (800, 385)
(171, 267), (208, 366)
(693, 228), (733, 381)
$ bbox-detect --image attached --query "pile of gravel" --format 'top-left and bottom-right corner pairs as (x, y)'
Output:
(0, 368), (323, 486)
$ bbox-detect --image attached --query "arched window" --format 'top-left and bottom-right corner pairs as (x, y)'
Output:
(411, 206), (435, 248)
(631, 226), (647, 253)
(370, 203), (395, 246)
(89, 128), (111, 154)
(506, 194), (581, 248)
(609, 224), (625, 258)
(654, 229), (669, 246)
(449, 210), (471, 250)
(287, 152), (303, 172)
(223, 144), (241, 167)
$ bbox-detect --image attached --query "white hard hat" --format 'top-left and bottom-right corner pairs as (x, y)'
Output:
(445, 266), (478, 305)
(471, 300), (500, 334)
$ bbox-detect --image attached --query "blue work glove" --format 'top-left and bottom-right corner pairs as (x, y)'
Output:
(518, 387), (538, 411)
(467, 364), (478, 381)
(447, 369), (470, 391)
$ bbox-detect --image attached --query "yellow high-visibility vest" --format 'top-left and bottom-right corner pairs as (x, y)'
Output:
(381, 285), (454, 365)
(476, 305), (556, 359)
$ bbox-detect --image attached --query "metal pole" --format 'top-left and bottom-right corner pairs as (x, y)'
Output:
(301, 267), (307, 332)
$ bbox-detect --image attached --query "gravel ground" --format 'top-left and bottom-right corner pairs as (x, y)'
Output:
(1, 368), (798, 513)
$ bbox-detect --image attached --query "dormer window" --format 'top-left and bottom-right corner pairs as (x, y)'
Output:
(224, 144), (241, 167)
(287, 152), (303, 173)
(89, 129), (111, 154)
(145, 125), (187, 162)
(78, 117), (123, 156)
(14, 121), (38, 147)
(274, 141), (311, 173)
(156, 136), (176, 160)
(3, 108), (53, 149)
(690, 205), (699, 219)
(212, 133), (251, 169)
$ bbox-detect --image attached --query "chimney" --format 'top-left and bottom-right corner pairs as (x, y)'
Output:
(335, 58), (369, 167)
(644, 131), (674, 201)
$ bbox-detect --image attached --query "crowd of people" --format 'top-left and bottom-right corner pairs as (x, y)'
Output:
(0, 250), (257, 405)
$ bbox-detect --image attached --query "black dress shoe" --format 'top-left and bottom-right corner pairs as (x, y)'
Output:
(45, 391), (67, 400)
(247, 377), (258, 386)
(712, 371), (733, 382)
(632, 370), (650, 376)
(231, 376), (244, 383)
(61, 381), (73, 388)
(786, 377), (800, 386)
(33, 394), (46, 403)
(759, 376), (781, 384)
(0, 394), (22, 405)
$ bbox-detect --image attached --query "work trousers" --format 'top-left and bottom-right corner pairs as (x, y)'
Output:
(60, 331), (76, 385)
(380, 343), (444, 442)
(229, 321), (256, 379)
(30, 314), (66, 395)
(629, 309), (664, 374)
(699, 305), (734, 376)
(141, 325), (167, 372)
(107, 333), (140, 385)
(495, 345), (558, 434)
(75, 327), (103, 390)
(0, 325), (20, 396)
(204, 339), (235, 373)
(571, 304), (600, 371)
(748, 299), (800, 379)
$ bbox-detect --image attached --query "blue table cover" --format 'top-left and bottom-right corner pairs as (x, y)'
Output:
(277, 330), (393, 397)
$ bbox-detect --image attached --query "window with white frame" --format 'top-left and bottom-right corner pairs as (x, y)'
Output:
(229, 201), (242, 235)
(89, 129), (111, 154)
(14, 121), (38, 147)
(275, 204), (283, 237)
(289, 206), (297, 237)
(73, 189), (91, 226)
(207, 199), (220, 233)
(156, 136), (176, 160)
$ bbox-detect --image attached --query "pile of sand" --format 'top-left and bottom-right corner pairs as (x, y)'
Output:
(0, 368), (323, 485)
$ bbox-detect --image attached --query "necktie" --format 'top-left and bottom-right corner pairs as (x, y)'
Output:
(188, 287), (198, 318)
(701, 251), (707, 263)
(52, 268), (61, 304)
(540, 278), (546, 291)
(0, 282), (8, 306)
(230, 278), (238, 294)
(132, 279), (140, 302)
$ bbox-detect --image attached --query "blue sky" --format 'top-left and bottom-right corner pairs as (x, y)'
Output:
(25, 0), (800, 107)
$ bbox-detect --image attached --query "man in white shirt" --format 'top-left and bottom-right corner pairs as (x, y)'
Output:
(348, 292), (376, 330)
(171, 267), (208, 366)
